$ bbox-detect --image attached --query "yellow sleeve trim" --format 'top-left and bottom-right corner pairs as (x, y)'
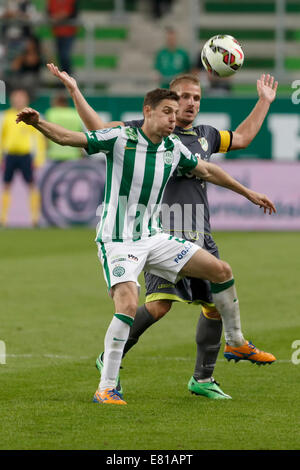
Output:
(218, 130), (231, 153)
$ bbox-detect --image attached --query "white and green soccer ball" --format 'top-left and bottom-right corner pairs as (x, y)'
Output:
(201, 34), (244, 77)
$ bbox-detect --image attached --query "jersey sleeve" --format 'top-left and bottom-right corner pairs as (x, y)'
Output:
(205, 126), (232, 154)
(177, 141), (199, 174)
(85, 126), (121, 155)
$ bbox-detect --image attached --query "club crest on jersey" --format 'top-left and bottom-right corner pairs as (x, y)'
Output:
(125, 127), (138, 142)
(199, 137), (208, 152)
(112, 266), (125, 277)
(163, 151), (173, 165)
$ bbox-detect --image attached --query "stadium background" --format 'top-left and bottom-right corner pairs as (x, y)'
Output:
(0, 0), (300, 452)
(1, 0), (300, 228)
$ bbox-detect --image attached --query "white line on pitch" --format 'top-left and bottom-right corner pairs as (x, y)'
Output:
(3, 354), (292, 363)
(5, 354), (90, 359)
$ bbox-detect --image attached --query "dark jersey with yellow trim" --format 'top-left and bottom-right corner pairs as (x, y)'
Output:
(124, 119), (232, 253)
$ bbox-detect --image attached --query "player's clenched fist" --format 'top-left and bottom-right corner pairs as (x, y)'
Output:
(16, 108), (40, 126)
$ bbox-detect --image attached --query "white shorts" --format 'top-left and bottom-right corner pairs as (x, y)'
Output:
(97, 233), (200, 290)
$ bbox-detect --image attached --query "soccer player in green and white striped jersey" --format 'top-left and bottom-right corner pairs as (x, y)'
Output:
(87, 124), (198, 245)
(17, 89), (276, 405)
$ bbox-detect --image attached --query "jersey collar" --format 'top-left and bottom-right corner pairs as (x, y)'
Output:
(138, 128), (161, 149)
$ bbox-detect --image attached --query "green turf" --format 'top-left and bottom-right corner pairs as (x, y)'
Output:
(0, 229), (299, 450)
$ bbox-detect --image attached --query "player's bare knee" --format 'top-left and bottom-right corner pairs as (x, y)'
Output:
(120, 293), (138, 316)
(123, 299), (138, 316)
(146, 300), (172, 320)
(222, 261), (233, 280)
(112, 283), (138, 316)
(212, 261), (232, 283)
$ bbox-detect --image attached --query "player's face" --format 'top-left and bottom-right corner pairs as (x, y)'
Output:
(172, 82), (201, 127)
(146, 99), (179, 137)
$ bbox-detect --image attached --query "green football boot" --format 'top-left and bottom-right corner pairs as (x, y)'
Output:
(188, 376), (232, 400)
(96, 352), (124, 398)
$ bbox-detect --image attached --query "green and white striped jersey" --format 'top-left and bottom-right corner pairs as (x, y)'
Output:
(85, 126), (198, 242)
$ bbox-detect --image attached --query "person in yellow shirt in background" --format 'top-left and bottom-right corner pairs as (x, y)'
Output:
(0, 89), (46, 227)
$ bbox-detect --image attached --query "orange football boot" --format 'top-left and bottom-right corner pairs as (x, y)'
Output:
(224, 340), (276, 365)
(93, 388), (127, 405)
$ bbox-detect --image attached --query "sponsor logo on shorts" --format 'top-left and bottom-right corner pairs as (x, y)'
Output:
(174, 242), (193, 264)
(128, 254), (138, 262)
(112, 266), (125, 277)
(158, 283), (175, 289)
(111, 257), (127, 264)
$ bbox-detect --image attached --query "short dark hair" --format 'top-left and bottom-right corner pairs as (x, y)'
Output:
(143, 88), (179, 109)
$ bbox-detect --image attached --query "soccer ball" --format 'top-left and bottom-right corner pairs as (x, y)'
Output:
(201, 35), (244, 77)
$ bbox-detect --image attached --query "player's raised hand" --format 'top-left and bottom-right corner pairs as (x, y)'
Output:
(16, 107), (40, 126)
(257, 73), (278, 103)
(247, 189), (276, 215)
(47, 63), (78, 94)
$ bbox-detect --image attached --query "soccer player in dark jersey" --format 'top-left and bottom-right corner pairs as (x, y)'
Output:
(47, 64), (278, 399)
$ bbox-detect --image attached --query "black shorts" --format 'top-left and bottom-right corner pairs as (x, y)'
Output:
(3, 154), (34, 184)
(145, 247), (220, 307)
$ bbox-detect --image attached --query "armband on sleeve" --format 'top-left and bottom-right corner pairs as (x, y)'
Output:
(218, 130), (233, 153)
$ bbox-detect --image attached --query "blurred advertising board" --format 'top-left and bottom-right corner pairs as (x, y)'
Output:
(208, 161), (300, 230)
(0, 159), (106, 228)
(1, 159), (300, 230)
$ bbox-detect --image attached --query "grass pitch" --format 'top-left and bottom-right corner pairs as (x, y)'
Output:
(0, 229), (299, 450)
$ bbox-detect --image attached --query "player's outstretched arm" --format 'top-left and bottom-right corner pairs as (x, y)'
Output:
(230, 73), (278, 150)
(192, 160), (276, 214)
(47, 63), (124, 130)
(16, 107), (88, 148)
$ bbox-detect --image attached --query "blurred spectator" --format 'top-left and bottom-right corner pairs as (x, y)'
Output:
(0, 0), (38, 86)
(193, 52), (233, 96)
(10, 34), (43, 95)
(45, 92), (83, 162)
(151, 0), (174, 19)
(154, 27), (190, 88)
(0, 0), (36, 39)
(0, 88), (46, 227)
(47, 0), (79, 75)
